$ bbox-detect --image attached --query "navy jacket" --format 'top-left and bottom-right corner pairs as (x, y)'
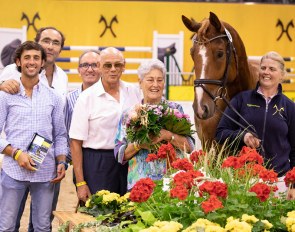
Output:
(216, 83), (295, 176)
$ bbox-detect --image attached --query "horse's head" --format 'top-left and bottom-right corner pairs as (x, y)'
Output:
(182, 12), (240, 120)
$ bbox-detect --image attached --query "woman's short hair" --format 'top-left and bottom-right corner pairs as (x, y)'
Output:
(260, 51), (285, 72)
(137, 59), (166, 80)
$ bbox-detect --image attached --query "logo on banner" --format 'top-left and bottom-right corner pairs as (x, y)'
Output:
(99, 15), (118, 38)
(276, 19), (294, 42)
(21, 12), (40, 32)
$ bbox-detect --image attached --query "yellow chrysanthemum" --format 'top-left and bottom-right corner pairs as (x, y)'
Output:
(241, 214), (259, 224)
(102, 192), (120, 204)
(153, 221), (183, 231)
(205, 225), (226, 232)
(287, 210), (295, 218)
(183, 218), (221, 232)
(140, 227), (160, 232)
(225, 220), (252, 232)
(85, 198), (91, 208)
(95, 190), (110, 196)
(286, 217), (295, 231)
(261, 219), (273, 229)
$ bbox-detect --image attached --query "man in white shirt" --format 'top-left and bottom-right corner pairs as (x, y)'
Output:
(0, 26), (68, 232)
(69, 47), (141, 203)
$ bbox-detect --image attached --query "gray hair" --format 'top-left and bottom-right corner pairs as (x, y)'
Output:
(260, 51), (285, 73)
(137, 59), (166, 80)
(78, 49), (100, 64)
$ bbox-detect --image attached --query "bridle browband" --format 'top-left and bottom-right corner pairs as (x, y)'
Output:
(192, 28), (264, 152)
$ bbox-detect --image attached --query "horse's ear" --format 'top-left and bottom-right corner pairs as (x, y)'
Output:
(182, 15), (201, 32)
(209, 12), (222, 32)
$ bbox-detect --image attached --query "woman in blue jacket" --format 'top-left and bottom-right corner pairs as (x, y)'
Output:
(216, 51), (295, 199)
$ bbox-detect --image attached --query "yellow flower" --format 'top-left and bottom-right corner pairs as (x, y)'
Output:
(205, 225), (226, 232)
(183, 218), (221, 232)
(286, 217), (295, 231)
(102, 192), (120, 204)
(261, 219), (273, 229)
(85, 198), (91, 208)
(95, 190), (110, 196)
(287, 210), (295, 218)
(225, 220), (252, 232)
(140, 221), (183, 232)
(118, 192), (130, 203)
(241, 214), (259, 224)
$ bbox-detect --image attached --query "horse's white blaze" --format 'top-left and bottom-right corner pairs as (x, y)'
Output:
(195, 46), (207, 116)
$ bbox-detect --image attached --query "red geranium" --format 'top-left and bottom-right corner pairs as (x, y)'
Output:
(259, 169), (278, 183)
(190, 150), (206, 164)
(170, 185), (188, 200)
(173, 171), (195, 189)
(284, 167), (295, 187)
(130, 178), (156, 203)
(172, 158), (194, 171)
(238, 147), (264, 165)
(199, 181), (228, 198)
(146, 153), (158, 162)
(222, 156), (243, 169)
(249, 183), (271, 202)
(201, 195), (224, 214)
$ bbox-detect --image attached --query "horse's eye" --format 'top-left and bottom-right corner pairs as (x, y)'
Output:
(216, 51), (224, 59)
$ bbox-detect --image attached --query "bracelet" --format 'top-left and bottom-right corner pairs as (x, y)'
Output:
(14, 149), (23, 161)
(133, 142), (140, 152)
(11, 148), (18, 158)
(170, 134), (175, 142)
(57, 161), (68, 170)
(76, 181), (87, 187)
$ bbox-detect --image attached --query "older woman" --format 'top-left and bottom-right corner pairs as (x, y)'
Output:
(115, 59), (194, 190)
(216, 51), (295, 199)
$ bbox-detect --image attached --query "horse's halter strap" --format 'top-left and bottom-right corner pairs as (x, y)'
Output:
(193, 28), (237, 101)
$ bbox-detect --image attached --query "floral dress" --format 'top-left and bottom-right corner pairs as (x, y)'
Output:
(114, 99), (195, 190)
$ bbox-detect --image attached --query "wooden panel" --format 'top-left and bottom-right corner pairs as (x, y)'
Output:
(53, 211), (96, 232)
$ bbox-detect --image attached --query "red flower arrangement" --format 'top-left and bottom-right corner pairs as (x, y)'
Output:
(249, 183), (272, 202)
(130, 177), (156, 203)
(284, 167), (295, 187)
(201, 195), (224, 214)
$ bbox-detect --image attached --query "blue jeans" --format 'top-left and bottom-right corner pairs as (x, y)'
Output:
(14, 182), (60, 232)
(0, 171), (54, 232)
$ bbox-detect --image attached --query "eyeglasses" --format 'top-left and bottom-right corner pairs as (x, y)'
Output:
(102, 62), (124, 70)
(79, 63), (98, 70)
(40, 38), (61, 47)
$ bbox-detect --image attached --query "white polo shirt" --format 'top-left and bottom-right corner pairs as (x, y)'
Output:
(69, 79), (141, 149)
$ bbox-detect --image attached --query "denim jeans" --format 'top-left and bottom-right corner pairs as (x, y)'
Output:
(0, 171), (54, 232)
(13, 182), (60, 232)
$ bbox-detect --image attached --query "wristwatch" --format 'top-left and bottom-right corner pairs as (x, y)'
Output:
(58, 161), (68, 170)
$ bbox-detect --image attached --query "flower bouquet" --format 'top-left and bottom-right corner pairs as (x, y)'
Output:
(125, 101), (194, 151)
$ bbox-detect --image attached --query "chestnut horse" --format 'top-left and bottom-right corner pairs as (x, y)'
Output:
(182, 12), (258, 147)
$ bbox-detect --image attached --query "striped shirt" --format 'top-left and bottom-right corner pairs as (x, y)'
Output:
(0, 81), (68, 182)
(64, 85), (82, 162)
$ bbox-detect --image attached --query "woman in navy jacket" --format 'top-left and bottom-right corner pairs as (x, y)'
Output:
(216, 51), (295, 200)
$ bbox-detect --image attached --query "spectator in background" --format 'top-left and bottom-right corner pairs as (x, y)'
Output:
(65, 49), (101, 134)
(1, 39), (21, 67)
(69, 47), (141, 204)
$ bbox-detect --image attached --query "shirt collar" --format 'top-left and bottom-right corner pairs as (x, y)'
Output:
(19, 79), (41, 96)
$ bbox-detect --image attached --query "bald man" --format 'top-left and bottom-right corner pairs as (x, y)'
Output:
(69, 47), (141, 203)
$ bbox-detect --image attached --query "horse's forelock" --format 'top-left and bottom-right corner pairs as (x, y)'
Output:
(197, 19), (210, 42)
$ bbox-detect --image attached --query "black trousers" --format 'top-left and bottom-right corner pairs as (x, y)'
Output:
(82, 148), (128, 196)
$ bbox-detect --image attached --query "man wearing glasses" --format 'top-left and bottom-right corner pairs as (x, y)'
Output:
(65, 50), (101, 157)
(0, 27), (68, 231)
(69, 47), (141, 203)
